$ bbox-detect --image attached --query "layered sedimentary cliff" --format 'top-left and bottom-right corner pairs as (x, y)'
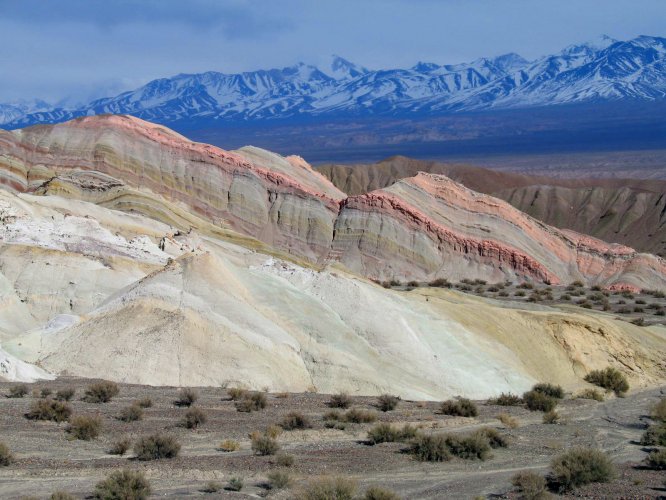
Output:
(1, 115), (665, 290)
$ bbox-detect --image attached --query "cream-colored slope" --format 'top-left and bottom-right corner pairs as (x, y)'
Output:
(2, 190), (665, 398)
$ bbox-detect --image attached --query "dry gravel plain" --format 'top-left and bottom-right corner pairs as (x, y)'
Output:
(0, 378), (664, 499)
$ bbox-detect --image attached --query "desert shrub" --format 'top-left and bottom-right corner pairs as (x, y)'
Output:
(646, 449), (666, 470)
(0, 442), (14, 466)
(543, 410), (560, 424)
(550, 447), (615, 491)
(323, 410), (342, 421)
(267, 470), (292, 490)
(584, 367), (629, 395)
(631, 316), (645, 325)
(406, 280), (419, 288)
(618, 307), (632, 314)
(41, 388), (53, 398)
(428, 278), (451, 288)
(227, 387), (246, 400)
(364, 486), (401, 500)
(50, 492), (75, 500)
(235, 391), (267, 412)
(251, 434), (280, 456)
(226, 477), (244, 492)
(514, 290), (526, 297)
(25, 399), (72, 422)
(511, 470), (548, 500)
(571, 280), (584, 287)
(523, 391), (557, 412)
(280, 411), (312, 430)
(409, 434), (451, 462)
(532, 383), (564, 399)
(7, 384), (28, 398)
(655, 310), (665, 316)
(265, 424), (283, 439)
(651, 398), (666, 421)
(475, 427), (507, 448)
(67, 415), (101, 440)
(366, 423), (417, 445)
(219, 439), (240, 452)
(109, 437), (131, 456)
(576, 389), (604, 401)
(94, 469), (151, 499)
(343, 408), (377, 423)
(296, 477), (357, 500)
(488, 393), (522, 406)
(83, 381), (119, 403)
(133, 433), (180, 460)
(635, 298), (647, 304)
(55, 388), (75, 402)
(276, 453), (295, 467)
(445, 432), (491, 460)
(440, 398), (478, 417)
(497, 413), (519, 429)
(328, 393), (352, 409)
(174, 388), (198, 407)
(136, 397), (152, 408)
(202, 481), (222, 493)
(181, 408), (206, 429)
(377, 394), (399, 412)
(118, 404), (143, 422)
(640, 423), (666, 446)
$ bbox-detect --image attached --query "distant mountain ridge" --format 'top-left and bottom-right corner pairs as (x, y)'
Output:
(2, 35), (666, 129)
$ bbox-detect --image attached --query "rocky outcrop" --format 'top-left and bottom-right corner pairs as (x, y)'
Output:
(1, 115), (665, 290)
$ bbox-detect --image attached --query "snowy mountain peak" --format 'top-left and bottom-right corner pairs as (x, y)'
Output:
(322, 55), (369, 80)
(412, 62), (441, 73)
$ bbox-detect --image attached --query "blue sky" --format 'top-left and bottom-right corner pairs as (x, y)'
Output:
(1, 0), (664, 103)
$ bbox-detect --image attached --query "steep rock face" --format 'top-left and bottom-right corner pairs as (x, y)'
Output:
(332, 172), (666, 287)
(0, 115), (345, 262)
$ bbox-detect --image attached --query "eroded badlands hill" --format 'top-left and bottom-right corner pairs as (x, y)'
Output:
(1, 115), (665, 291)
(1, 188), (665, 397)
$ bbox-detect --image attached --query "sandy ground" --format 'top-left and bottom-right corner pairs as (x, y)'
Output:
(0, 378), (664, 499)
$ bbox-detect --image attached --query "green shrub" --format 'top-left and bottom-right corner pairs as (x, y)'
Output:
(276, 453), (295, 467)
(377, 394), (400, 412)
(640, 424), (666, 446)
(281, 411), (312, 430)
(50, 492), (75, 500)
(475, 427), (507, 448)
(251, 434), (279, 456)
(328, 393), (352, 409)
(364, 486), (401, 500)
(226, 477), (244, 492)
(440, 398), (478, 417)
(235, 391), (267, 412)
(267, 470), (292, 490)
(0, 442), (14, 466)
(7, 384), (28, 398)
(576, 389), (604, 401)
(650, 398), (666, 421)
(488, 393), (522, 406)
(118, 404), (143, 422)
(532, 383), (564, 399)
(296, 477), (357, 500)
(343, 408), (377, 423)
(550, 447), (615, 491)
(109, 438), (131, 456)
(55, 388), (75, 402)
(409, 434), (451, 462)
(136, 397), (152, 408)
(523, 391), (558, 412)
(646, 449), (666, 470)
(174, 388), (198, 407)
(133, 434), (180, 460)
(67, 415), (101, 440)
(511, 470), (548, 500)
(584, 367), (629, 395)
(181, 408), (207, 429)
(445, 432), (491, 460)
(543, 410), (559, 424)
(25, 399), (72, 422)
(94, 469), (151, 499)
(83, 381), (119, 403)
(367, 423), (417, 445)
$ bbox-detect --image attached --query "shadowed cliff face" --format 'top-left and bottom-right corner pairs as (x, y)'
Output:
(318, 156), (666, 258)
(1, 115), (665, 290)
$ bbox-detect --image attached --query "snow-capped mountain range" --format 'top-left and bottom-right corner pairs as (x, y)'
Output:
(2, 35), (666, 129)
